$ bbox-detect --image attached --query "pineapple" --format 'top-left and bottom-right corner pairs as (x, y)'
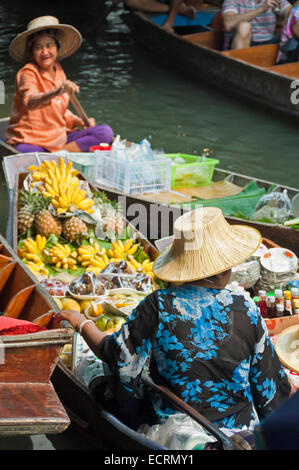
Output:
(18, 189), (49, 235)
(35, 209), (62, 237)
(94, 192), (126, 237)
(62, 216), (88, 243)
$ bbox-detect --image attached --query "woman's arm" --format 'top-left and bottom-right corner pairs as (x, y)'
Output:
(26, 80), (80, 110)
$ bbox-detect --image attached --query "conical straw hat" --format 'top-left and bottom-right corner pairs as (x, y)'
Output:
(9, 16), (82, 63)
(153, 207), (262, 282)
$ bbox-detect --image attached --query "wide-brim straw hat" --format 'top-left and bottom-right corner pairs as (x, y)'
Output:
(153, 207), (262, 282)
(275, 324), (299, 374)
(9, 16), (82, 63)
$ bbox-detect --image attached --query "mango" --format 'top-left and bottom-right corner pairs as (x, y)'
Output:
(61, 297), (81, 312)
(80, 299), (92, 314)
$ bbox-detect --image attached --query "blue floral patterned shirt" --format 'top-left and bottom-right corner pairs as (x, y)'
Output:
(99, 285), (291, 430)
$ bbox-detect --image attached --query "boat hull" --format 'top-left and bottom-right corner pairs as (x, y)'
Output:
(122, 11), (299, 119)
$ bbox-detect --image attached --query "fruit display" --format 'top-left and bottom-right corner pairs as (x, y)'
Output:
(28, 158), (95, 214)
(69, 272), (107, 297)
(48, 243), (78, 270)
(93, 191), (126, 237)
(41, 278), (69, 297)
(95, 314), (126, 332)
(77, 242), (109, 275)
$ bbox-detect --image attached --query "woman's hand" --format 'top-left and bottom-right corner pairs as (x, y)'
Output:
(53, 309), (85, 331)
(58, 80), (80, 96)
(87, 117), (96, 127)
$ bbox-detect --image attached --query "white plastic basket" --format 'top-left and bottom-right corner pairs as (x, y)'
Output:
(94, 150), (172, 194)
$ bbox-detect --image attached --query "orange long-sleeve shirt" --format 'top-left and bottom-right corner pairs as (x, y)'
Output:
(5, 62), (82, 152)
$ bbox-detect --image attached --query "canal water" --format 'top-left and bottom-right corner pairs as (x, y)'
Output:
(0, 0), (298, 450)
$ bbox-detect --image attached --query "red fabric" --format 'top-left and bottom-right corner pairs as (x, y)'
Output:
(0, 317), (46, 336)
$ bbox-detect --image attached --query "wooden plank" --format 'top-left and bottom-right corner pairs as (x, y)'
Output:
(222, 44), (279, 67)
(4, 285), (35, 319)
(0, 383), (70, 436)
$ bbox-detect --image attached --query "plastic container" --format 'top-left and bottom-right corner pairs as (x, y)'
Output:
(161, 153), (219, 188)
(65, 153), (96, 181)
(94, 151), (172, 194)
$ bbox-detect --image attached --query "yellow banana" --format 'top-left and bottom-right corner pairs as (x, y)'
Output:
(127, 244), (139, 255)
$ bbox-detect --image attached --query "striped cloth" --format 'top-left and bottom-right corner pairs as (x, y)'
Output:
(222, 0), (291, 49)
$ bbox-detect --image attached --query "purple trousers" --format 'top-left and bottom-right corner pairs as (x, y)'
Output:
(13, 124), (114, 153)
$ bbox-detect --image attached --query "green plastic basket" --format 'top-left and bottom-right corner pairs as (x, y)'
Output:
(162, 153), (219, 188)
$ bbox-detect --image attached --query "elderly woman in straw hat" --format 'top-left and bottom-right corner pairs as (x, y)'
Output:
(55, 207), (292, 439)
(5, 16), (114, 153)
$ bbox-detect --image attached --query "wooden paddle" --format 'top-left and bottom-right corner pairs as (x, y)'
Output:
(69, 94), (91, 128)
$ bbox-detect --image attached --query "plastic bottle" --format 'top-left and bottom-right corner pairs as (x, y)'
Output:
(284, 290), (293, 316)
(275, 289), (284, 306)
(258, 290), (267, 318)
(291, 287), (299, 308)
(276, 303), (284, 318)
(267, 295), (276, 318)
(294, 300), (299, 315)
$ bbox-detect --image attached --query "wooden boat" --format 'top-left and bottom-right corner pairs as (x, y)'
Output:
(102, 170), (299, 257)
(1, 133), (299, 256)
(0, 234), (72, 437)
(2, 153), (251, 450)
(122, 8), (299, 119)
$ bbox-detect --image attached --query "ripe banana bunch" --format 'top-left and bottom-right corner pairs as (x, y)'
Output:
(25, 260), (49, 277)
(21, 235), (48, 276)
(127, 255), (155, 278)
(77, 243), (109, 275)
(48, 243), (77, 270)
(28, 158), (95, 214)
(108, 239), (139, 261)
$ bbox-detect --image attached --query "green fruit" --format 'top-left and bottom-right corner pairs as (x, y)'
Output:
(106, 319), (115, 330)
(95, 315), (108, 331)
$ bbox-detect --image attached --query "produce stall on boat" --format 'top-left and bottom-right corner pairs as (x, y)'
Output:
(2, 151), (299, 449)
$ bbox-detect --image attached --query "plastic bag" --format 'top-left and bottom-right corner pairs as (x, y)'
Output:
(252, 190), (292, 224)
(138, 413), (216, 450)
(69, 271), (107, 297)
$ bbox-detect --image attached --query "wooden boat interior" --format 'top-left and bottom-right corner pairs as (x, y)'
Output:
(0, 235), (72, 437)
(167, 8), (299, 78)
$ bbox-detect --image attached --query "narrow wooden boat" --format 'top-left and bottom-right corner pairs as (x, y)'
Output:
(122, 8), (299, 119)
(0, 235), (72, 437)
(2, 142), (299, 256)
(2, 153), (249, 450)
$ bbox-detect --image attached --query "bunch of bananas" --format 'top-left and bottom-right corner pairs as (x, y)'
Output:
(108, 239), (139, 261)
(28, 158), (95, 214)
(21, 235), (49, 276)
(48, 243), (78, 269)
(127, 256), (155, 278)
(77, 243), (109, 275)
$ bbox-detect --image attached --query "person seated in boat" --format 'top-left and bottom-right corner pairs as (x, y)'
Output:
(276, 0), (299, 63)
(122, 0), (197, 33)
(55, 207), (294, 442)
(5, 16), (114, 154)
(222, 0), (292, 50)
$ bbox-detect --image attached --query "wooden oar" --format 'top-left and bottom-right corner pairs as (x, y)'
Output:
(69, 94), (90, 128)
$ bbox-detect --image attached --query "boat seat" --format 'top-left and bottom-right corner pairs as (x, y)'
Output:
(183, 30), (224, 50)
(268, 62), (299, 78)
(0, 382), (70, 437)
(222, 44), (279, 67)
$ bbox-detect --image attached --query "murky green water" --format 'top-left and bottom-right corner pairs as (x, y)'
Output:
(0, 0), (298, 449)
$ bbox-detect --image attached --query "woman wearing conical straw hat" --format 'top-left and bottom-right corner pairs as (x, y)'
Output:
(5, 16), (113, 153)
(55, 207), (293, 447)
